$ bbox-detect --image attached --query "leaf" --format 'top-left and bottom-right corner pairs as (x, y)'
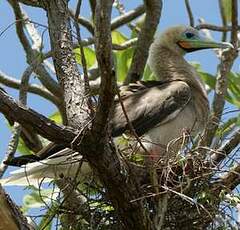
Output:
(143, 64), (157, 81)
(217, 117), (238, 136)
(37, 204), (59, 230)
(227, 72), (240, 107)
(74, 47), (96, 68)
(112, 30), (128, 44)
(49, 111), (62, 124)
(17, 137), (32, 155)
(220, 0), (232, 23)
(114, 48), (133, 82)
(22, 187), (59, 212)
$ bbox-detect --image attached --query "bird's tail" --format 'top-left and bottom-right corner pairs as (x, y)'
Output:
(0, 150), (91, 187)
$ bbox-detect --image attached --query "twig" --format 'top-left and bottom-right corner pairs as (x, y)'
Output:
(218, 0), (228, 41)
(185, 0), (194, 27)
(124, 0), (162, 84)
(111, 4), (145, 30)
(195, 23), (240, 32)
(69, 9), (94, 35)
(113, 38), (138, 50)
(0, 123), (21, 178)
(0, 70), (60, 105)
(0, 66), (34, 177)
(8, 0), (62, 98)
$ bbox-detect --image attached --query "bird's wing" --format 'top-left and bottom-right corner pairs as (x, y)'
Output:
(111, 80), (191, 137)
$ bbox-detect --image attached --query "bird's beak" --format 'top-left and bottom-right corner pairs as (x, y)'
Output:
(177, 37), (233, 52)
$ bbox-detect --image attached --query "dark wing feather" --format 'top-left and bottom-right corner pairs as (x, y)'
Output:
(110, 80), (191, 137)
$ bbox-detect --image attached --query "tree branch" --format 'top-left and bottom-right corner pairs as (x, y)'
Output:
(69, 9), (94, 35)
(213, 163), (240, 193)
(0, 88), (76, 144)
(125, 0), (162, 84)
(195, 23), (240, 32)
(0, 70), (61, 106)
(0, 185), (32, 230)
(185, 0), (194, 27)
(199, 0), (238, 148)
(8, 0), (62, 98)
(210, 128), (240, 166)
(111, 4), (145, 30)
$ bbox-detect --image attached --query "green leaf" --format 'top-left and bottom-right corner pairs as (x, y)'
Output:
(220, 0), (232, 23)
(22, 187), (59, 213)
(114, 48), (133, 82)
(74, 47), (96, 68)
(17, 137), (32, 155)
(227, 72), (240, 107)
(112, 31), (134, 82)
(217, 117), (238, 136)
(143, 65), (157, 81)
(49, 111), (62, 124)
(37, 204), (59, 230)
(112, 30), (128, 44)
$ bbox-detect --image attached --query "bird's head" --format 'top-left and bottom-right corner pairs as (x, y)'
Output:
(157, 25), (233, 55)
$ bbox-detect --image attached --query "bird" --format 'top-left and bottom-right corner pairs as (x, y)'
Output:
(0, 25), (232, 186)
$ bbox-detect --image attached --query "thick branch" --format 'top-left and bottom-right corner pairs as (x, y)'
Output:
(43, 0), (89, 128)
(0, 88), (76, 144)
(0, 185), (31, 230)
(125, 0), (162, 84)
(18, 0), (42, 7)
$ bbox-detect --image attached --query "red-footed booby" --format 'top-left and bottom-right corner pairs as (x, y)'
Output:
(0, 25), (233, 186)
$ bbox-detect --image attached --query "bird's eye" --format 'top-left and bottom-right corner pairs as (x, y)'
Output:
(185, 32), (195, 39)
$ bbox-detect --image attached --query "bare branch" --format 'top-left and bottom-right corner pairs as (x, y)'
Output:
(17, 0), (42, 7)
(125, 0), (162, 84)
(92, 0), (114, 135)
(210, 128), (240, 166)
(89, 0), (96, 19)
(199, 0), (238, 148)
(111, 4), (145, 30)
(8, 0), (62, 98)
(69, 9), (94, 35)
(73, 0), (94, 117)
(0, 123), (21, 178)
(0, 185), (32, 230)
(195, 23), (240, 32)
(214, 163), (240, 192)
(185, 0), (194, 27)
(218, 0), (228, 41)
(0, 66), (34, 177)
(0, 88), (76, 144)
(42, 0), (89, 128)
(0, 70), (61, 106)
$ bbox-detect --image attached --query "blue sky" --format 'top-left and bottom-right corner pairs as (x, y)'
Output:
(0, 0), (239, 224)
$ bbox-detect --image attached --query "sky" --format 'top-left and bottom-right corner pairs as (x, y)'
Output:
(0, 0), (239, 226)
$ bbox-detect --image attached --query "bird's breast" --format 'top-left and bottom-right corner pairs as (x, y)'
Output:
(142, 101), (207, 159)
